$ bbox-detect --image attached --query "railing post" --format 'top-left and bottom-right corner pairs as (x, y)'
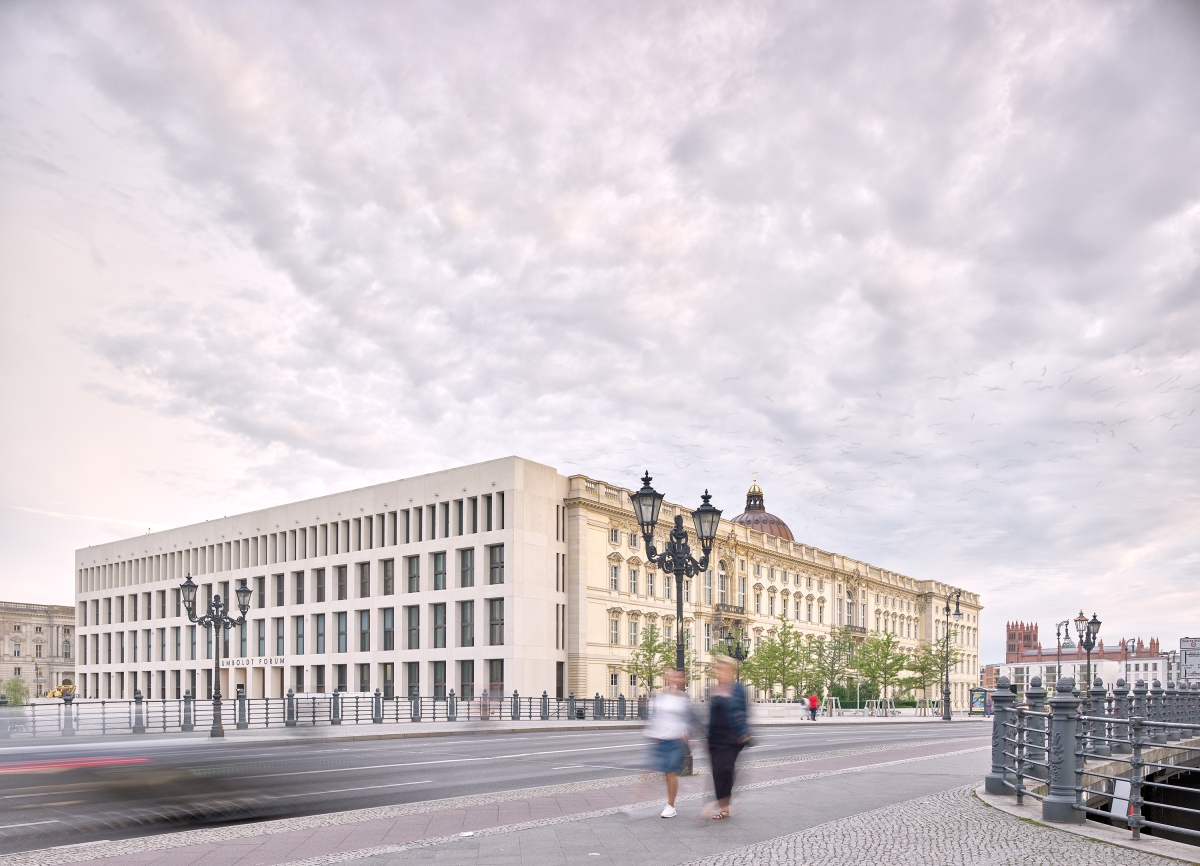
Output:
(411, 692), (422, 722)
(985, 675), (1016, 794)
(594, 692), (604, 720)
(61, 692), (76, 737)
(1111, 679), (1131, 755)
(540, 690), (549, 720)
(448, 689), (457, 722)
(1042, 676), (1083, 823)
(236, 688), (248, 730)
(0, 694), (8, 739)
(1165, 683), (1181, 742)
(1025, 676), (1048, 780)
(1088, 677), (1110, 757)
(132, 689), (146, 734)
(618, 693), (627, 721)
(1149, 680), (1167, 744)
(285, 688), (297, 727)
(372, 688), (383, 724)
(1013, 705), (1027, 805)
(568, 692), (576, 720)
(181, 690), (193, 732)
(511, 690), (520, 721)
(1129, 715), (1146, 840)
(331, 690), (342, 725)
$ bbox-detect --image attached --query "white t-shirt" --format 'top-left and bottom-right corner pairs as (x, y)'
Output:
(646, 690), (691, 740)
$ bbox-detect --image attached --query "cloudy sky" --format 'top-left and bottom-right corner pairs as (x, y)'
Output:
(1, 1), (1197, 663)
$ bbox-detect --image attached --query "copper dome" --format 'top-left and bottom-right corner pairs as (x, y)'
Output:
(729, 477), (794, 541)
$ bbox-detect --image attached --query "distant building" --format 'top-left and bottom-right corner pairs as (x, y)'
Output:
(1, 601), (76, 697)
(981, 663), (1000, 690)
(999, 619), (1169, 696)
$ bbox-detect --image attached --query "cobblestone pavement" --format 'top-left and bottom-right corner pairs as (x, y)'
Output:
(682, 786), (1192, 866)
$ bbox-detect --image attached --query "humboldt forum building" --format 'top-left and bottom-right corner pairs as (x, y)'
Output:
(72, 456), (982, 709)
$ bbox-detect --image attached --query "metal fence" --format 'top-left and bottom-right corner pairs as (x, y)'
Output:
(986, 674), (1200, 842)
(0, 689), (653, 738)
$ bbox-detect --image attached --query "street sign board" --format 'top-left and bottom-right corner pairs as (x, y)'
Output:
(1182, 650), (1200, 680)
(1181, 638), (1200, 650)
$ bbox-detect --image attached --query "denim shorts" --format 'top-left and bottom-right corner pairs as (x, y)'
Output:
(646, 738), (687, 775)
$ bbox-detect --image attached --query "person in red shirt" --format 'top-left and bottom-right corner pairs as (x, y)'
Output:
(808, 693), (819, 721)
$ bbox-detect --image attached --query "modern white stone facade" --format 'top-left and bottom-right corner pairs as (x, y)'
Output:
(73, 456), (983, 708)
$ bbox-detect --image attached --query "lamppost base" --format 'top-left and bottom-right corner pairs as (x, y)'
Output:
(209, 726), (225, 738)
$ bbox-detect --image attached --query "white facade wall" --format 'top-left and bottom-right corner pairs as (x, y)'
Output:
(73, 457), (569, 701)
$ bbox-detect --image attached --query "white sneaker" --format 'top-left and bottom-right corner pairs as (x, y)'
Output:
(661, 805), (677, 818)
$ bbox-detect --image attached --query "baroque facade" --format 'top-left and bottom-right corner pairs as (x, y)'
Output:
(72, 456), (983, 710)
(1, 601), (76, 697)
(572, 477), (982, 710)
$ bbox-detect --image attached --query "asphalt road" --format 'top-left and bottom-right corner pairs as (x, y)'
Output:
(0, 721), (990, 855)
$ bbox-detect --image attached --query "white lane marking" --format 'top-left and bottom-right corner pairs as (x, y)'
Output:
(241, 743), (644, 779)
(277, 780), (432, 798)
(551, 765), (585, 769)
(0, 793), (52, 800)
(0, 820), (61, 829)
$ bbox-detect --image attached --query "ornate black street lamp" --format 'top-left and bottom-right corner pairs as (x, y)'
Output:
(180, 574), (252, 737)
(942, 589), (962, 721)
(1075, 611), (1101, 688)
(630, 472), (721, 673)
(723, 630), (749, 680)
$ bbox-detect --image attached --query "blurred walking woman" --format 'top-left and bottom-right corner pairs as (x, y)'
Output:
(705, 656), (751, 820)
(643, 668), (693, 818)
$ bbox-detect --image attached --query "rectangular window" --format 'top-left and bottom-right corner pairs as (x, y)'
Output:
(433, 602), (447, 648)
(337, 612), (347, 653)
(295, 616), (305, 654)
(407, 606), (419, 649)
(459, 548), (474, 587)
(610, 565), (620, 591)
(316, 613), (326, 653)
(406, 556), (419, 593)
(430, 552), (446, 590)
(488, 545), (504, 584)
(315, 568), (326, 602)
(406, 661), (419, 697)
(174, 626), (181, 661)
(275, 574), (284, 606)
(460, 600), (474, 647)
(382, 661), (394, 698)
(382, 559), (395, 595)
(359, 663), (370, 693)
(769, 594), (775, 616)
(255, 620), (263, 656)
(647, 573), (655, 598)
(359, 563), (370, 598)
(359, 610), (371, 652)
(705, 622), (712, 652)
(665, 576), (673, 600)
(488, 659), (503, 696)
(484, 494), (493, 531)
(610, 619), (620, 645)
(432, 660), (446, 700)
(337, 566), (348, 601)
(294, 572), (304, 605)
(255, 576), (265, 608)
(488, 599), (504, 646)
(383, 608), (394, 650)
(629, 568), (638, 595)
(336, 663), (347, 692)
(469, 497), (478, 533)
(704, 570), (713, 605)
(460, 659), (475, 700)
(275, 617), (284, 655)
(629, 620), (639, 646)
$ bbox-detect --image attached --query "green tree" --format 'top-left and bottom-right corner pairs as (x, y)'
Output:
(2, 676), (29, 706)
(739, 618), (812, 700)
(853, 631), (909, 701)
(620, 623), (671, 696)
(903, 628), (965, 701)
(810, 627), (858, 699)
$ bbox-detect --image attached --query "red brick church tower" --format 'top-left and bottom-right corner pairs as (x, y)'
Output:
(1006, 621), (1040, 662)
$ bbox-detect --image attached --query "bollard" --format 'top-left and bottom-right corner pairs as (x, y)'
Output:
(540, 691), (549, 721)
(1166, 683), (1181, 742)
(984, 676), (1016, 794)
(568, 692), (577, 720)
(182, 689), (194, 732)
(511, 690), (520, 721)
(618, 693), (627, 720)
(1149, 681), (1167, 744)
(1042, 676), (1083, 823)
(61, 691), (76, 737)
(448, 689), (457, 722)
(1088, 677), (1110, 757)
(285, 688), (297, 727)
(236, 687), (248, 730)
(372, 688), (383, 724)
(132, 689), (146, 734)
(411, 693), (422, 722)
(594, 692), (604, 720)
(331, 690), (342, 725)
(1111, 679), (1131, 755)
(1024, 676), (1048, 780)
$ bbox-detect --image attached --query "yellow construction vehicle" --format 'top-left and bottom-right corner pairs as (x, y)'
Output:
(47, 683), (76, 699)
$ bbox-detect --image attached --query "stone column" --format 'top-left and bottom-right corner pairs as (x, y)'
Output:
(985, 675), (1017, 794)
(1043, 676), (1083, 823)
(1111, 679), (1131, 755)
(1025, 676), (1049, 780)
